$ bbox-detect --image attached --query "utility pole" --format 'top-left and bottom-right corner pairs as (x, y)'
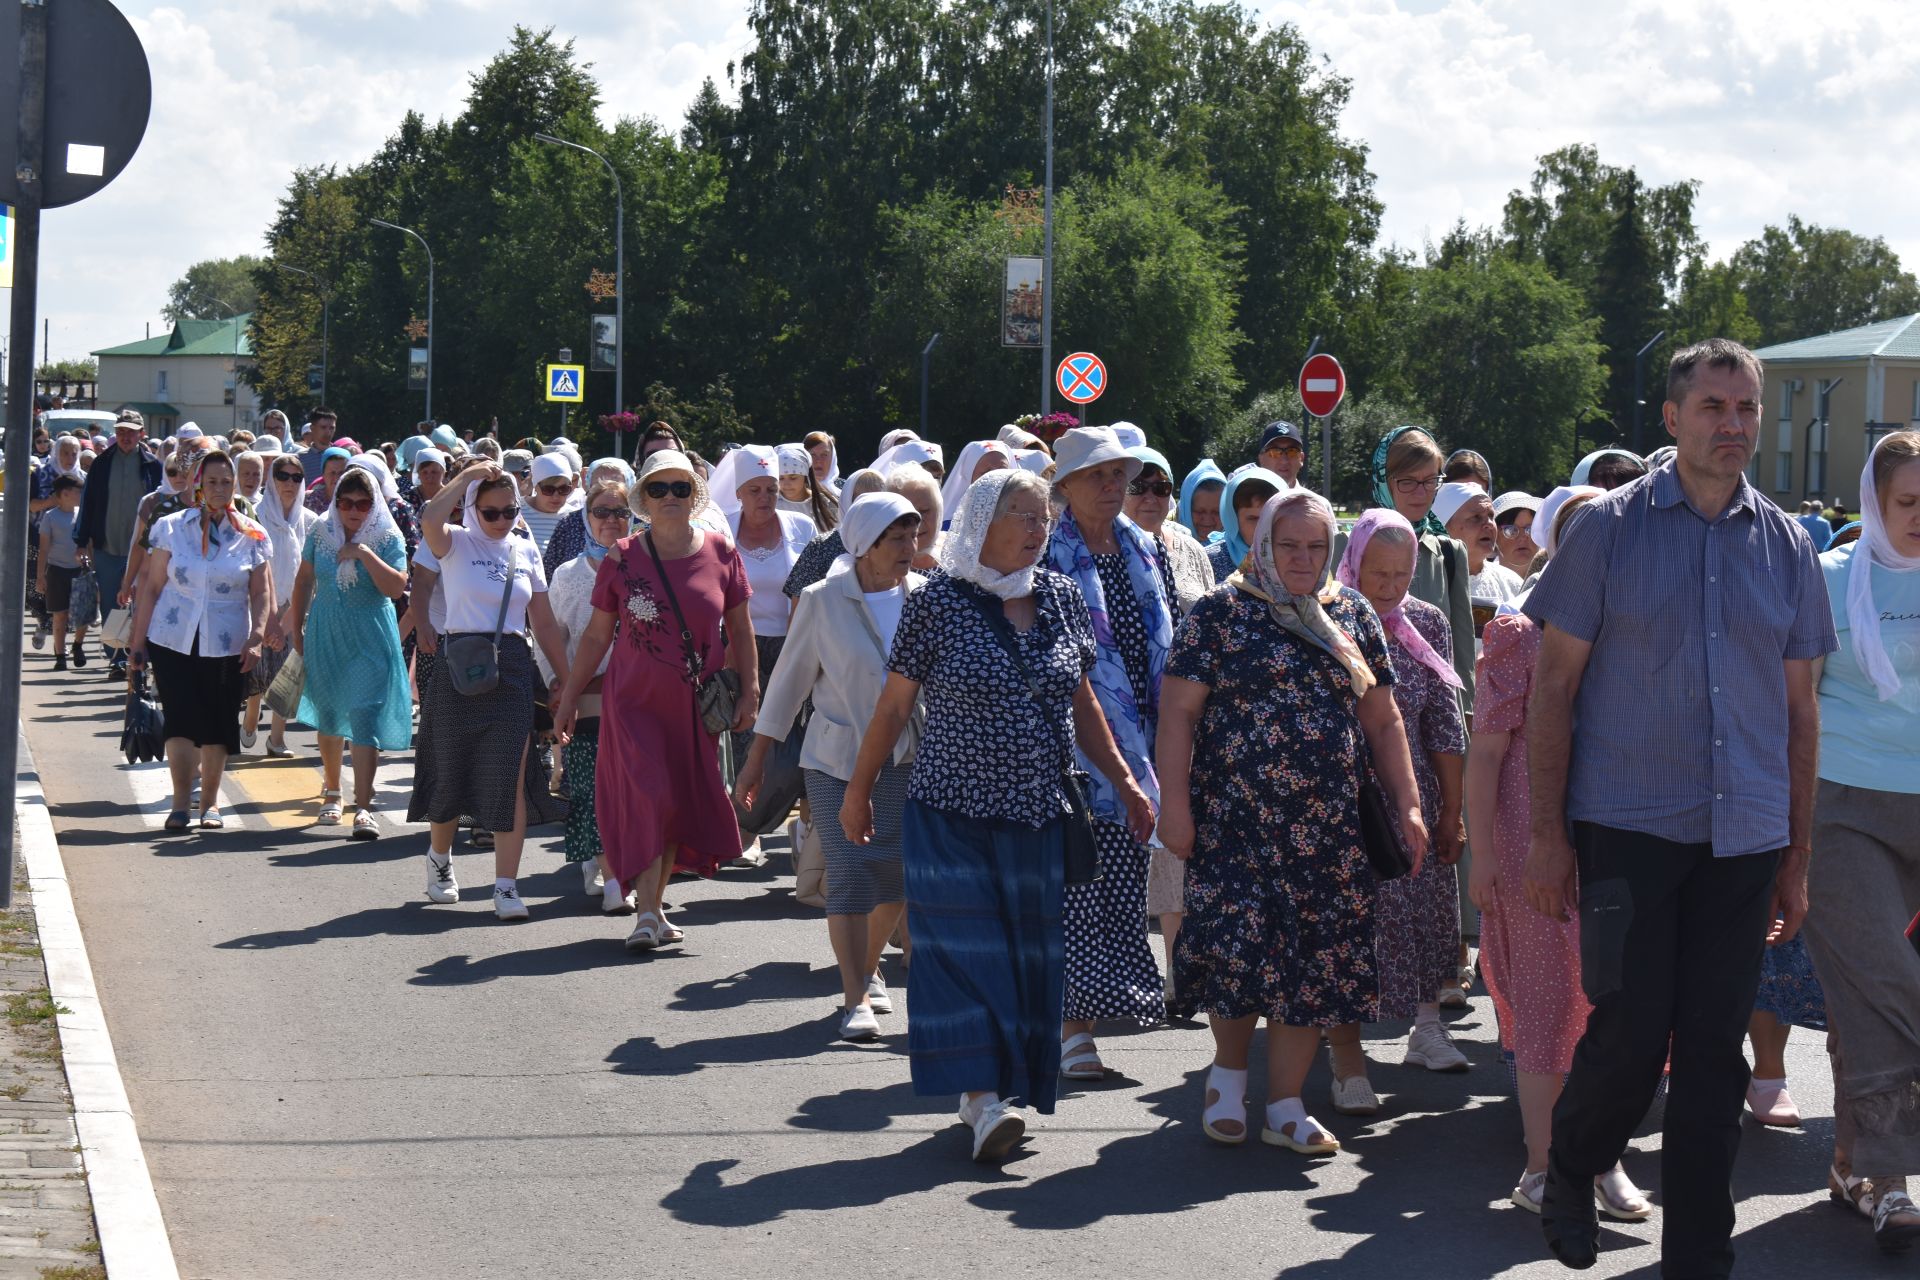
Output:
(1039, 0), (1055, 417)
(920, 333), (941, 439)
(274, 262), (330, 405)
(1631, 330), (1665, 455)
(535, 133), (624, 416)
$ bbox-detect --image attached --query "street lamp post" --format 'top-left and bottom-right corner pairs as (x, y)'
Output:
(274, 262), (330, 405)
(1040, 0), (1055, 417)
(1631, 329), (1666, 455)
(536, 132), (624, 416)
(368, 218), (434, 422)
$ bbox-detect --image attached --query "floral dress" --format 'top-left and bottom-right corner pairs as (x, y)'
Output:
(1168, 584), (1395, 1026)
(1372, 597), (1467, 1019)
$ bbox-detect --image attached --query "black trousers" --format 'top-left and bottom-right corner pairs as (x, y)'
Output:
(1547, 823), (1779, 1280)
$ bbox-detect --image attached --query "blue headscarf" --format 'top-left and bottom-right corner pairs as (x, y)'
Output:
(1206, 463), (1289, 568)
(1177, 457), (1226, 531)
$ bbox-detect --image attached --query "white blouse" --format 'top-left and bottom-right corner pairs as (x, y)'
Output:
(146, 509), (270, 658)
(729, 509), (815, 639)
(536, 551), (614, 687)
(438, 525), (547, 634)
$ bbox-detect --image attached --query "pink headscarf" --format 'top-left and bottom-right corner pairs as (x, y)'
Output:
(1335, 508), (1463, 690)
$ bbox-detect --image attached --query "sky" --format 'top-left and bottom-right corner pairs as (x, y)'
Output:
(12, 0), (1920, 366)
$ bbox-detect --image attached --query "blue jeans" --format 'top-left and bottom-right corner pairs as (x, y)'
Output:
(92, 552), (128, 662)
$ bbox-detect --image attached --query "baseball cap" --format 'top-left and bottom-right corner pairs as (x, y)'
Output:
(114, 410), (144, 430)
(1258, 421), (1305, 453)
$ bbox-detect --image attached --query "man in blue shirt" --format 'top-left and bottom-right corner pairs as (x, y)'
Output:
(1522, 339), (1837, 1277)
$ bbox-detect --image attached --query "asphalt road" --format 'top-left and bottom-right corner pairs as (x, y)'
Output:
(17, 646), (1879, 1280)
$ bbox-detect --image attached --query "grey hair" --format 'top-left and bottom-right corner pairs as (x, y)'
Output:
(1367, 523), (1416, 549)
(1666, 337), (1764, 408)
(992, 468), (1051, 519)
(886, 466), (943, 522)
(845, 468), (887, 501)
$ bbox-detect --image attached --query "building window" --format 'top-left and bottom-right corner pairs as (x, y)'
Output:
(1912, 380), (1920, 422)
(155, 369), (169, 401)
(1774, 412), (1793, 493)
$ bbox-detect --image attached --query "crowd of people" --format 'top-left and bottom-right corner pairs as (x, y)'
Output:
(21, 335), (1920, 1274)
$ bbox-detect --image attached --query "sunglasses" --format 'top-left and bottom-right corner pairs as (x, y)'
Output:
(334, 496), (373, 514)
(644, 481), (694, 499)
(273, 469), (303, 482)
(1265, 441), (1304, 455)
(588, 505), (630, 521)
(476, 504), (520, 522)
(537, 481), (574, 497)
(1128, 479), (1174, 497)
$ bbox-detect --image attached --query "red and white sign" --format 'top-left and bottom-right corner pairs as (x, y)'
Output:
(1297, 353), (1346, 419)
(1055, 352), (1108, 405)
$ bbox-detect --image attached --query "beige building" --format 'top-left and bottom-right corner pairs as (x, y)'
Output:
(92, 315), (261, 438)
(1752, 314), (1920, 511)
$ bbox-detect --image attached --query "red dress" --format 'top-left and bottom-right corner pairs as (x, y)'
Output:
(1474, 613), (1590, 1076)
(591, 531), (749, 882)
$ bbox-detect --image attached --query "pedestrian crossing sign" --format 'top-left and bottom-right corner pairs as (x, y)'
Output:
(545, 364), (584, 403)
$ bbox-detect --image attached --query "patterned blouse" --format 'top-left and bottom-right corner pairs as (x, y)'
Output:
(886, 570), (1097, 828)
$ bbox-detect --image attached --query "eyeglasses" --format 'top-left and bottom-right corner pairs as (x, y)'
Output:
(476, 504), (520, 522)
(644, 480), (694, 499)
(333, 496), (373, 513)
(1498, 522), (1534, 539)
(994, 511), (1051, 531)
(1127, 478), (1174, 497)
(273, 468), (303, 482)
(588, 505), (629, 521)
(537, 481), (574, 497)
(1392, 476), (1442, 494)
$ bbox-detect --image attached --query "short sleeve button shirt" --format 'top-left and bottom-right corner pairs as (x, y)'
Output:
(1523, 461), (1836, 856)
(146, 509), (270, 658)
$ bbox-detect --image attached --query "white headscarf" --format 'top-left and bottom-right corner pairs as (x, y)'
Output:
(347, 452), (400, 506)
(872, 439), (943, 478)
(411, 447), (448, 484)
(1848, 434), (1920, 702)
(233, 449), (265, 505)
(939, 469), (1038, 601)
(706, 444), (777, 517)
(258, 462), (318, 608)
(775, 444), (812, 477)
(840, 492), (918, 559)
(876, 428), (920, 455)
(939, 440), (1013, 528)
(51, 436), (84, 480)
(315, 469), (399, 590)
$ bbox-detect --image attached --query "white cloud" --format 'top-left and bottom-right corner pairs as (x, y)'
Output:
(20, 0), (1919, 368)
(24, 1), (748, 365)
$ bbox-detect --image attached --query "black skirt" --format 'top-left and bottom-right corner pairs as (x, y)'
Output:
(149, 637), (245, 752)
(406, 633), (565, 832)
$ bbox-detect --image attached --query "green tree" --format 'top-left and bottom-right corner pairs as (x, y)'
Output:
(162, 255), (264, 324)
(1590, 173), (1669, 446)
(1668, 258), (1762, 350)
(1398, 247), (1605, 494)
(1728, 215), (1920, 346)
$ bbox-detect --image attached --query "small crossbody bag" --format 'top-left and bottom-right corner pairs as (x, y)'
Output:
(444, 560), (517, 697)
(646, 532), (740, 736)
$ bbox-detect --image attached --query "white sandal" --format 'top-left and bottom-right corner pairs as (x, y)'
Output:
(1876, 1183), (1920, 1254)
(625, 912), (660, 953)
(1201, 1068), (1248, 1145)
(1262, 1113), (1339, 1155)
(1830, 1163), (1876, 1219)
(317, 801), (343, 826)
(1060, 1031), (1110, 1080)
(1594, 1165), (1653, 1220)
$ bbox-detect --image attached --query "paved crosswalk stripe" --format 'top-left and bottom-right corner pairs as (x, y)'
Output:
(122, 762), (250, 830)
(221, 749), (426, 832)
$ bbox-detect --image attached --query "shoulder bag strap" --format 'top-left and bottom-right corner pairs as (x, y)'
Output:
(644, 531), (707, 684)
(490, 545), (517, 642)
(954, 579), (1077, 758)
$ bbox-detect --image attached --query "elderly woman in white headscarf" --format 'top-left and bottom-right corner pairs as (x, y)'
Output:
(407, 462), (570, 919)
(233, 450), (266, 507)
(872, 438), (945, 483)
(938, 441), (1015, 530)
(1802, 429), (1920, 1250)
(246, 447), (322, 756)
(737, 492), (928, 1042)
(777, 442), (840, 530)
(783, 468), (889, 602)
(840, 467), (1153, 1163)
(542, 455), (633, 580)
(273, 463), (412, 839)
(1156, 486), (1427, 1157)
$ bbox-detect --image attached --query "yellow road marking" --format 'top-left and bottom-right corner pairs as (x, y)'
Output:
(222, 754), (325, 830)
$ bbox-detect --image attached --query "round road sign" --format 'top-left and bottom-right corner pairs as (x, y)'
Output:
(1056, 352), (1107, 405)
(1297, 353), (1346, 419)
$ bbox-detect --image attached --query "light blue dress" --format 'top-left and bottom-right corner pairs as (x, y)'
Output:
(297, 528), (412, 750)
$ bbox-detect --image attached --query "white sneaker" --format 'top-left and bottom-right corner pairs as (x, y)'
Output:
(601, 878), (633, 915)
(31, 623), (45, 651)
(425, 854), (458, 904)
(960, 1096), (1026, 1162)
(1405, 1021), (1470, 1073)
(492, 885), (529, 921)
(580, 860), (603, 896)
(866, 973), (893, 1014)
(840, 1005), (880, 1041)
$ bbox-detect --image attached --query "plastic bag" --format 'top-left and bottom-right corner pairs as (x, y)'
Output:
(264, 649), (306, 721)
(120, 672), (167, 765)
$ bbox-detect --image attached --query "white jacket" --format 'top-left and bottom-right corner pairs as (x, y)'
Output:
(754, 561), (926, 779)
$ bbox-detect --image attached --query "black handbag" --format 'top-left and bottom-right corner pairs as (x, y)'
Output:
(645, 532), (739, 736)
(120, 671), (167, 765)
(955, 582), (1102, 885)
(1356, 741), (1414, 881)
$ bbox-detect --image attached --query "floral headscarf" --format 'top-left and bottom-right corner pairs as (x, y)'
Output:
(1230, 487), (1377, 694)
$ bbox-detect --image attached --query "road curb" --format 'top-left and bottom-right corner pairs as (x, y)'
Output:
(15, 732), (179, 1280)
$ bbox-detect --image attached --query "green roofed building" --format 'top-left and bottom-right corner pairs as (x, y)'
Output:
(1752, 314), (1920, 510)
(93, 315), (259, 439)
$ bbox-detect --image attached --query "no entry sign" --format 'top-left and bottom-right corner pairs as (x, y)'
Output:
(1056, 351), (1107, 405)
(1297, 353), (1346, 419)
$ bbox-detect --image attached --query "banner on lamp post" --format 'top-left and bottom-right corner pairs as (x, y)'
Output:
(406, 347), (428, 392)
(1003, 256), (1043, 348)
(590, 314), (617, 372)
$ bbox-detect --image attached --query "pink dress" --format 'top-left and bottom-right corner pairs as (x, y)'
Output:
(591, 532), (749, 883)
(1474, 613), (1589, 1076)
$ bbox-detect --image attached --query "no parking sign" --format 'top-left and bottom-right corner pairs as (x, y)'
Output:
(1055, 352), (1107, 406)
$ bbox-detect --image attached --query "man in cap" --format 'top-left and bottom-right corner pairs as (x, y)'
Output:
(1256, 420), (1307, 487)
(73, 410), (161, 676)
